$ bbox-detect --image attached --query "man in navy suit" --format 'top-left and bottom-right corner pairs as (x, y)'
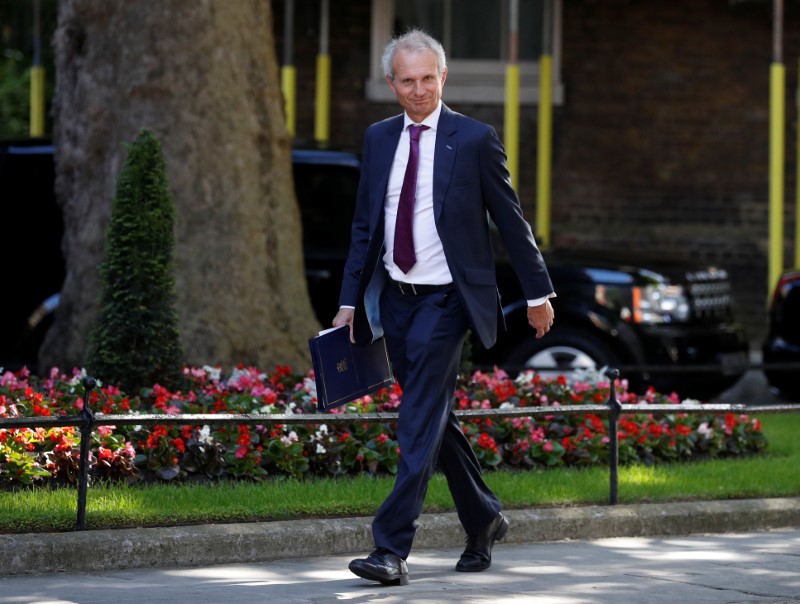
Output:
(333, 29), (555, 586)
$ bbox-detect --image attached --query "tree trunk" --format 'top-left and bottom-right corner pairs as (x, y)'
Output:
(42, 0), (320, 374)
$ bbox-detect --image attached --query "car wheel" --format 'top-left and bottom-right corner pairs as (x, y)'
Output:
(503, 327), (621, 381)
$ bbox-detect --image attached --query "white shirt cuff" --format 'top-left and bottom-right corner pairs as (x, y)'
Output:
(527, 292), (556, 307)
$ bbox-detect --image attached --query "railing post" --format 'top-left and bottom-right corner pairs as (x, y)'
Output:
(75, 376), (97, 531)
(605, 368), (622, 505)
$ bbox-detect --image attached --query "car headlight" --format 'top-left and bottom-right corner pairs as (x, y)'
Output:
(631, 284), (690, 324)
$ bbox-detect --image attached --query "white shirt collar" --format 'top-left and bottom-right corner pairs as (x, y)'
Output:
(403, 100), (442, 132)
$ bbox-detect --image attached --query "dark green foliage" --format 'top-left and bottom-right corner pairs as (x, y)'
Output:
(87, 129), (183, 393)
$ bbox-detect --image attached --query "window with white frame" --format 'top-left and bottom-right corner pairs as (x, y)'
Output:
(367, 0), (563, 105)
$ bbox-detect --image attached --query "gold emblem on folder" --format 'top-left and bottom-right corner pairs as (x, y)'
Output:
(336, 358), (349, 373)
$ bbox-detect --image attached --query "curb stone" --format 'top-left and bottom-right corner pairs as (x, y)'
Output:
(1, 497), (799, 576)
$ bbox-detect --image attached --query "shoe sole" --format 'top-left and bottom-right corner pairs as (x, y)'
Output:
(349, 563), (410, 586)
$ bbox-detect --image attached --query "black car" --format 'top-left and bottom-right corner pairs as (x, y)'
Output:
(762, 269), (800, 399)
(2, 141), (750, 399)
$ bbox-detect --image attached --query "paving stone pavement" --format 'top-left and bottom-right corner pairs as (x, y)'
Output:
(0, 525), (798, 603)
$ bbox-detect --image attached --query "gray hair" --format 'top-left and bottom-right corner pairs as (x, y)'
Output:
(381, 28), (447, 80)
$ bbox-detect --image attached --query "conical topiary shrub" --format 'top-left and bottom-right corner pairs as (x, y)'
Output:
(86, 128), (183, 394)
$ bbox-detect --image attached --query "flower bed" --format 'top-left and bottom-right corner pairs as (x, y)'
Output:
(0, 365), (767, 486)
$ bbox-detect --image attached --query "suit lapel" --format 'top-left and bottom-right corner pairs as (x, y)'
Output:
(433, 105), (457, 222)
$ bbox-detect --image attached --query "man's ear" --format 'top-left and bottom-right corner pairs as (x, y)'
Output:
(441, 66), (448, 86)
(386, 75), (396, 93)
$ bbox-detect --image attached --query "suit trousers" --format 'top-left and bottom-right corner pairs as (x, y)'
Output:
(371, 283), (502, 559)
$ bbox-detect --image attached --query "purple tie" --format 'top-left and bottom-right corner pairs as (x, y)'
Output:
(393, 124), (429, 274)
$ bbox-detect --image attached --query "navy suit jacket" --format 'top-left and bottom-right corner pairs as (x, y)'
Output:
(339, 104), (554, 349)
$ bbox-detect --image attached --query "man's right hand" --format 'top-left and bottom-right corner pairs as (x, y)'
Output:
(332, 307), (356, 343)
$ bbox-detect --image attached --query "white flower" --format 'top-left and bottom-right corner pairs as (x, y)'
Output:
(202, 365), (222, 382)
(514, 371), (536, 386)
(280, 431), (299, 447)
(197, 425), (212, 443)
(316, 444), (327, 454)
(680, 398), (703, 407)
(69, 368), (88, 387)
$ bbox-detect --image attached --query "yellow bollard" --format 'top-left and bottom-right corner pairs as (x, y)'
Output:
(281, 65), (296, 138)
(29, 66), (45, 137)
(536, 55), (553, 249)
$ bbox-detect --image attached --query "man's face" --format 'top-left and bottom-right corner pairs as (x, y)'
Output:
(386, 48), (447, 123)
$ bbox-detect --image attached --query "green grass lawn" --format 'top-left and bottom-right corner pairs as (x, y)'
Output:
(1, 412), (798, 534)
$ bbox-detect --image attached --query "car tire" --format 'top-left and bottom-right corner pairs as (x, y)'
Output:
(502, 327), (621, 381)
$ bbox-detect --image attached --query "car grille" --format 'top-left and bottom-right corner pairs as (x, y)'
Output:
(685, 270), (734, 321)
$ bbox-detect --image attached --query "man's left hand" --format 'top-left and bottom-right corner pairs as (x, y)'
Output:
(527, 299), (554, 339)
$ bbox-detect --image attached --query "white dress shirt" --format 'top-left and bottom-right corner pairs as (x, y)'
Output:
(383, 102), (452, 285)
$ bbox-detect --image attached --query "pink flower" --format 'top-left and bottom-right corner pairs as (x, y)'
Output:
(572, 382), (590, 393)
(543, 441), (554, 452)
(530, 427), (545, 443)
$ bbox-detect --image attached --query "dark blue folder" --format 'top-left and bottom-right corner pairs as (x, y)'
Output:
(309, 326), (395, 411)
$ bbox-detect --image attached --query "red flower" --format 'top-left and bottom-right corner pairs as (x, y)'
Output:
(492, 382), (517, 401)
(477, 432), (498, 452)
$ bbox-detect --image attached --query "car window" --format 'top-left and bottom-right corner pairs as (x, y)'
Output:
(293, 163), (359, 252)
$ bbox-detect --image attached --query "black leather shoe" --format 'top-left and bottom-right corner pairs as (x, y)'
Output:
(349, 548), (409, 586)
(455, 512), (509, 572)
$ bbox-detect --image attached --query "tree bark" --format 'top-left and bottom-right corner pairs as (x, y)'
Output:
(42, 0), (320, 374)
